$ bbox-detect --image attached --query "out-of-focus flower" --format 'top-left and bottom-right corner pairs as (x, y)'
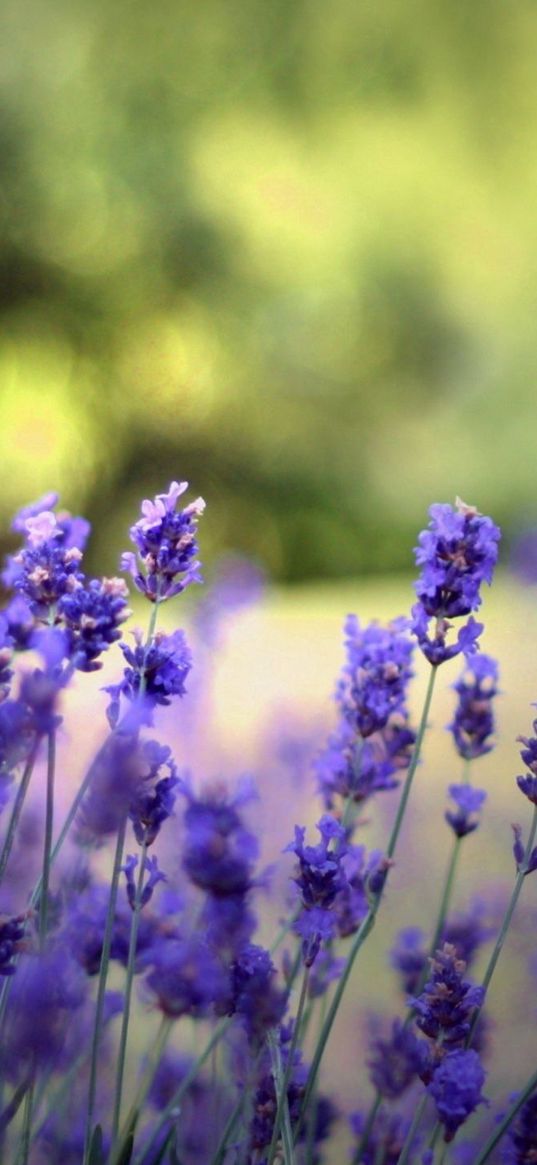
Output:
(145, 936), (228, 1019)
(449, 654), (499, 760)
(367, 1018), (427, 1099)
(337, 615), (415, 738)
(445, 785), (487, 838)
(427, 1048), (486, 1141)
(1, 948), (87, 1081)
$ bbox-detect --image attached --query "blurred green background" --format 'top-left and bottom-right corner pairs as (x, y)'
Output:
(1, 0), (537, 578)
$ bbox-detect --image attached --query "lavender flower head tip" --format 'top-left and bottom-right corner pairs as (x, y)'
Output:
(122, 480), (206, 602)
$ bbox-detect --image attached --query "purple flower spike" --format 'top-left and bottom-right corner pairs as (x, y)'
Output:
(58, 576), (130, 672)
(449, 654), (499, 760)
(3, 496), (89, 619)
(411, 944), (484, 1050)
(121, 480), (205, 602)
(427, 1049), (486, 1141)
(504, 1088), (537, 1162)
(367, 1019), (427, 1099)
(338, 615), (415, 738)
(445, 784), (487, 838)
(287, 815), (348, 964)
(412, 498), (500, 665)
(122, 853), (166, 909)
(145, 936), (228, 1019)
(225, 943), (287, 1045)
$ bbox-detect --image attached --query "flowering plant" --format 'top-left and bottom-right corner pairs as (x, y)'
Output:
(0, 487), (534, 1164)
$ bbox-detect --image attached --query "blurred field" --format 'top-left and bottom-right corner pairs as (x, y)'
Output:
(2, 1), (537, 581)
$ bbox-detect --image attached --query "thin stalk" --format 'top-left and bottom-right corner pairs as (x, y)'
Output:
(0, 1078), (30, 1135)
(394, 1091), (429, 1165)
(466, 802), (537, 1048)
(351, 1092), (383, 1165)
(266, 967), (310, 1165)
(473, 1065), (537, 1165)
(294, 909), (374, 1142)
(267, 1029), (296, 1165)
(0, 738), (40, 885)
(429, 835), (462, 958)
(385, 664), (438, 861)
(84, 817), (128, 1164)
(38, 727), (56, 946)
(17, 1080), (35, 1165)
(111, 1014), (173, 1165)
(134, 1018), (232, 1165)
(305, 990), (328, 1165)
(111, 835), (149, 1144)
(295, 665), (438, 1142)
(209, 1090), (246, 1165)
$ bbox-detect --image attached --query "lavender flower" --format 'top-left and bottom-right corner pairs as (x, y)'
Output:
(390, 926), (428, 995)
(445, 784), (487, 838)
(503, 1088), (537, 1162)
(286, 815), (348, 964)
(145, 936), (228, 1018)
(316, 616), (415, 812)
(516, 717), (537, 804)
(181, 779), (258, 897)
(367, 1019), (427, 1099)
(427, 1048), (486, 1141)
(337, 615), (415, 738)
(0, 913), (28, 975)
(511, 823), (537, 876)
(226, 943), (287, 1045)
(122, 853), (167, 909)
(350, 1110), (414, 1165)
(1, 948), (87, 1081)
(129, 744), (179, 846)
(449, 654), (499, 759)
(76, 730), (148, 840)
(105, 629), (192, 726)
(121, 480), (205, 602)
(411, 944), (484, 1051)
(4, 496), (89, 619)
(334, 845), (388, 938)
(58, 576), (130, 671)
(412, 498), (500, 664)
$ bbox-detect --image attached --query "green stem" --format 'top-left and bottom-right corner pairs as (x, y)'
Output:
(466, 802), (537, 1048)
(17, 1080), (35, 1165)
(0, 739), (40, 886)
(429, 835), (461, 958)
(473, 1065), (537, 1165)
(111, 835), (149, 1144)
(84, 818), (128, 1164)
(38, 728), (56, 947)
(351, 1092), (383, 1165)
(267, 1029), (296, 1165)
(395, 1091), (429, 1165)
(0, 1078), (30, 1135)
(385, 664), (438, 861)
(266, 967), (310, 1165)
(111, 1014), (173, 1165)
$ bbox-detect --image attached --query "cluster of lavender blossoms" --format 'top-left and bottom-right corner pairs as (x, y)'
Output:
(0, 486), (536, 1165)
